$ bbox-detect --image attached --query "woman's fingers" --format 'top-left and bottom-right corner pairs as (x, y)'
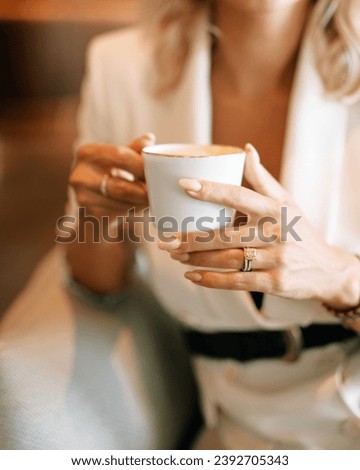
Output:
(76, 143), (145, 180)
(69, 160), (99, 192)
(70, 162), (148, 205)
(76, 184), (147, 210)
(178, 178), (278, 219)
(176, 144), (293, 219)
(128, 132), (156, 153)
(69, 135), (158, 220)
(183, 269), (271, 292)
(158, 226), (277, 253)
(76, 131), (157, 185)
(106, 178), (148, 204)
(171, 248), (275, 270)
(244, 143), (290, 202)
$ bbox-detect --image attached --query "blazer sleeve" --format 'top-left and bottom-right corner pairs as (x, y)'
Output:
(75, 39), (113, 148)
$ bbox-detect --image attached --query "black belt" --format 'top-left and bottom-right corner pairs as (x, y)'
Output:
(183, 324), (358, 362)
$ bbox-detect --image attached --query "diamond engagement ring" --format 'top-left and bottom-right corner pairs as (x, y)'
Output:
(241, 247), (258, 272)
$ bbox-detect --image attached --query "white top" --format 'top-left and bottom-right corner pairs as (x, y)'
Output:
(76, 0), (360, 448)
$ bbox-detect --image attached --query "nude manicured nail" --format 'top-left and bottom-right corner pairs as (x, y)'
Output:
(185, 272), (202, 282)
(143, 132), (156, 142)
(158, 238), (181, 251)
(111, 168), (135, 182)
(179, 179), (202, 192)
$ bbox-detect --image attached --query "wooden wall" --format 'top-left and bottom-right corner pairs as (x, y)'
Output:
(0, 0), (139, 99)
(0, 0), (139, 23)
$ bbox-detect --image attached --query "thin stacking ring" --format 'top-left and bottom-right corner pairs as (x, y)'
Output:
(100, 174), (110, 197)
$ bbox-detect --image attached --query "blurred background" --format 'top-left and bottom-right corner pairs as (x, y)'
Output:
(0, 0), (139, 314)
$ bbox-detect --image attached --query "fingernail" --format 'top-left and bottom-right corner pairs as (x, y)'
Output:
(245, 143), (260, 163)
(142, 132), (156, 144)
(185, 271), (202, 282)
(173, 253), (190, 262)
(111, 168), (135, 182)
(179, 179), (202, 192)
(158, 238), (181, 251)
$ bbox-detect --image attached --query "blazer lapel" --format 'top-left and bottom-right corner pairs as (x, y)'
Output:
(264, 25), (350, 325)
(280, 27), (348, 239)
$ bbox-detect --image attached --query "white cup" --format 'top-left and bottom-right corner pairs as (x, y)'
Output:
(142, 143), (245, 233)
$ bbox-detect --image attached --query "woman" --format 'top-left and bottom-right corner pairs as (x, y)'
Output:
(68, 0), (360, 449)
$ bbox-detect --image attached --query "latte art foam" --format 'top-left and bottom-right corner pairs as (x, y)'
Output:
(142, 143), (242, 158)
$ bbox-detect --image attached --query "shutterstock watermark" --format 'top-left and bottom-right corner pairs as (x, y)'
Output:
(56, 207), (302, 244)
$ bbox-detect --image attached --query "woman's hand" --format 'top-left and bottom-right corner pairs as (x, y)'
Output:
(159, 144), (360, 310)
(69, 133), (155, 218)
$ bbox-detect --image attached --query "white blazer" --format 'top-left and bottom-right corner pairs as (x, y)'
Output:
(76, 4), (360, 448)
(77, 11), (360, 331)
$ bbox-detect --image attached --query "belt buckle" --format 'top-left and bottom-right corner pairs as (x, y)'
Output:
(282, 326), (303, 362)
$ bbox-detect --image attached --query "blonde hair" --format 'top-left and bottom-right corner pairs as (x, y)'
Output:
(141, 0), (360, 102)
(312, 0), (360, 102)
(141, 0), (206, 97)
